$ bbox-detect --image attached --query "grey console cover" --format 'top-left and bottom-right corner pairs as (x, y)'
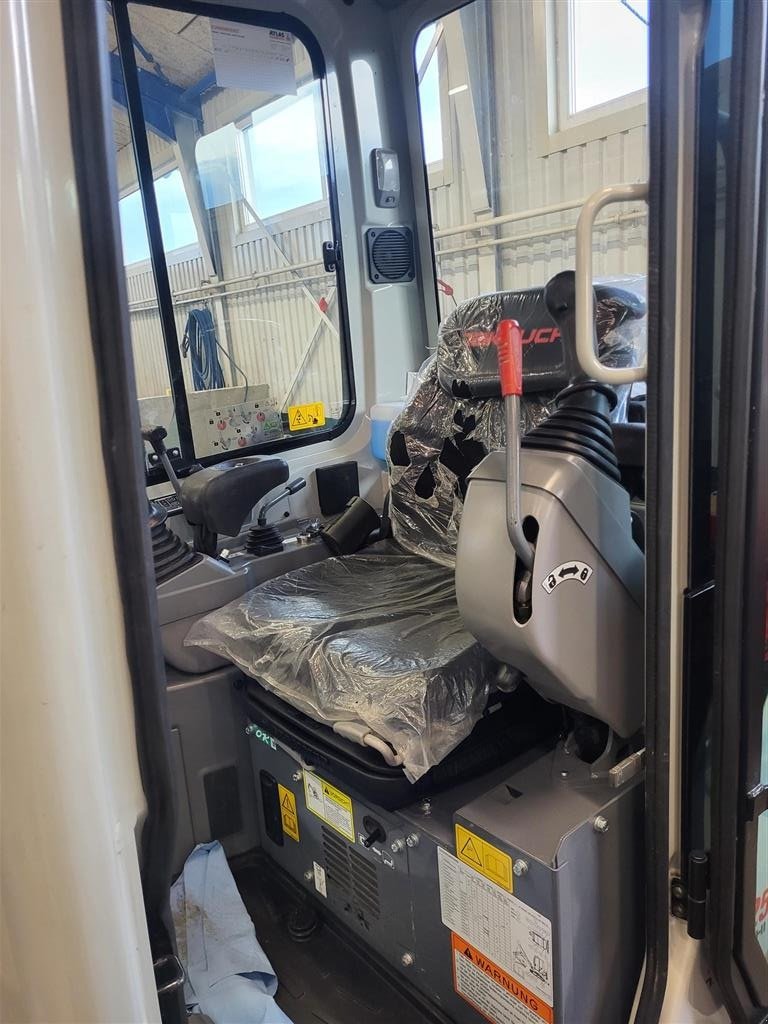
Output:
(456, 449), (645, 736)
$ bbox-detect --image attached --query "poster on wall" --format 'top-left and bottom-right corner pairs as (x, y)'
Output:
(211, 21), (297, 96)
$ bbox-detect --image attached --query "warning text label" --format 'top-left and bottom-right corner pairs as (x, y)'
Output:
(452, 934), (553, 1024)
(438, 848), (554, 1006)
(303, 770), (355, 841)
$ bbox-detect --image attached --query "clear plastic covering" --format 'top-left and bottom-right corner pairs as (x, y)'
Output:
(186, 546), (496, 781)
(388, 277), (646, 565)
(188, 277), (646, 779)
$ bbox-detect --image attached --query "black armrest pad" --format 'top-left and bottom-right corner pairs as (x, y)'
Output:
(181, 457), (288, 537)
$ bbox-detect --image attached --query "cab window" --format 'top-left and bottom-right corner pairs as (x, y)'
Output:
(109, 3), (352, 473)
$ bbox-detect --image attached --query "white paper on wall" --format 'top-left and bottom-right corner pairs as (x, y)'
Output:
(211, 21), (297, 96)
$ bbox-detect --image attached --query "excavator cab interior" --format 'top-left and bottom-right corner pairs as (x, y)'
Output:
(2, 0), (767, 1023)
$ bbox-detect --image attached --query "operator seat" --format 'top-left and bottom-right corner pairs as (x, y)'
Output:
(187, 275), (646, 805)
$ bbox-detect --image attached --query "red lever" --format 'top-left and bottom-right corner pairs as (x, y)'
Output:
(497, 319), (523, 398)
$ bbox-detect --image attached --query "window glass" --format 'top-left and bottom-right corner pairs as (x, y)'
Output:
(416, 24), (443, 167)
(241, 90), (325, 221)
(119, 168), (199, 264)
(568, 1), (649, 115)
(414, 2), (648, 317)
(111, 5), (350, 467)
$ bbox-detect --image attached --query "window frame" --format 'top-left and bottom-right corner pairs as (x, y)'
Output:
(112, 0), (355, 485)
(532, 0), (648, 156)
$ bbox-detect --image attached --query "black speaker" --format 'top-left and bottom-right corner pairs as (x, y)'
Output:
(365, 226), (415, 283)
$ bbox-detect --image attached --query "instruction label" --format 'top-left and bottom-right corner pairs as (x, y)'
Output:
(313, 861), (327, 898)
(288, 402), (325, 431)
(456, 823), (513, 891)
(438, 848), (554, 1009)
(541, 561), (593, 594)
(303, 770), (355, 841)
(452, 934), (553, 1024)
(277, 783), (299, 842)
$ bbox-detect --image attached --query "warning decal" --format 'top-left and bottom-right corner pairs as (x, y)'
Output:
(452, 934), (553, 1024)
(288, 402), (326, 431)
(456, 823), (513, 891)
(277, 783), (300, 842)
(438, 848), (554, 1007)
(303, 770), (355, 841)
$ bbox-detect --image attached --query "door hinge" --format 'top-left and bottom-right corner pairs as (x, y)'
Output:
(671, 850), (709, 939)
(322, 240), (341, 273)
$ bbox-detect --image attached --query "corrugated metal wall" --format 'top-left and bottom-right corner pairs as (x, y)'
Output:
(125, 1), (647, 400)
(430, 1), (647, 318)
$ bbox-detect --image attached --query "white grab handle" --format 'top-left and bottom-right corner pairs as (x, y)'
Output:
(575, 182), (649, 384)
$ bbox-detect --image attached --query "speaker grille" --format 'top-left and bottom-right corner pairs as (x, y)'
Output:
(366, 227), (414, 283)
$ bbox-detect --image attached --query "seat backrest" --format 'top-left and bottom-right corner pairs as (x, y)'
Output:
(387, 275), (646, 567)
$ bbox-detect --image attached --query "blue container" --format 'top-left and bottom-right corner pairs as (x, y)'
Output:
(370, 402), (404, 462)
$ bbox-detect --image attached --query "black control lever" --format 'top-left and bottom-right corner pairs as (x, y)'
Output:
(141, 424), (182, 497)
(257, 477), (307, 525)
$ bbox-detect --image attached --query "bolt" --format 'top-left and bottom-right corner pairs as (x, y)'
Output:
(292, 770), (303, 783)
(671, 880), (686, 901)
(405, 833), (420, 849)
(513, 858), (529, 877)
(419, 799), (432, 815)
(303, 869), (314, 882)
(593, 815), (610, 834)
(671, 899), (687, 920)
(390, 838), (406, 854)
(401, 952), (415, 967)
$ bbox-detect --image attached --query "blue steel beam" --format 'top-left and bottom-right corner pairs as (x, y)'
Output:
(110, 52), (202, 142)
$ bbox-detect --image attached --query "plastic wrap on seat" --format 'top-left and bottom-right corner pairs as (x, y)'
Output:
(388, 278), (646, 565)
(187, 549), (496, 782)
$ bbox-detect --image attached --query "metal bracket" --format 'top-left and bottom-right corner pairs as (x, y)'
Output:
(322, 240), (341, 273)
(154, 953), (185, 997)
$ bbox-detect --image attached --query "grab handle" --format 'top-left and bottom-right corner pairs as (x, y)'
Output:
(575, 182), (649, 384)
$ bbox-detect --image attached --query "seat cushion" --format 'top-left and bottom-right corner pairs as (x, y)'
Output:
(186, 547), (497, 781)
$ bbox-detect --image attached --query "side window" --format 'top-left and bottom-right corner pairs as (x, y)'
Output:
(414, 1), (648, 318)
(109, 4), (351, 473)
(554, 0), (648, 131)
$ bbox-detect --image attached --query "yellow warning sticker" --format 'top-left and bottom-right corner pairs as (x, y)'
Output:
(288, 402), (325, 431)
(303, 770), (355, 841)
(455, 824), (513, 892)
(278, 784), (300, 842)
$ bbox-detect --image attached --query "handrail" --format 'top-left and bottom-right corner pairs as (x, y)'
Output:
(575, 182), (649, 384)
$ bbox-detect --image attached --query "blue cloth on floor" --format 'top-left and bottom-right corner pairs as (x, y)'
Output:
(171, 841), (292, 1024)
